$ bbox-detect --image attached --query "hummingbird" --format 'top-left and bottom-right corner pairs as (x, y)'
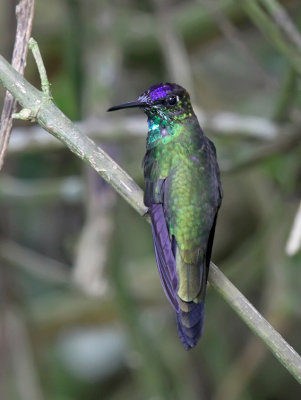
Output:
(108, 83), (222, 349)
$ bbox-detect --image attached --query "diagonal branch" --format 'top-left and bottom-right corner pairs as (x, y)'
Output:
(0, 0), (35, 170)
(0, 53), (301, 383)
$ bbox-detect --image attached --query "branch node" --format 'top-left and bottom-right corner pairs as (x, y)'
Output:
(12, 108), (36, 122)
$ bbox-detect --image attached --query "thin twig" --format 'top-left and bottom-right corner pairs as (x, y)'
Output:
(28, 38), (51, 98)
(0, 0), (35, 170)
(0, 50), (301, 383)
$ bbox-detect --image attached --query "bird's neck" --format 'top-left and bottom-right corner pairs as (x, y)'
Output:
(146, 115), (200, 149)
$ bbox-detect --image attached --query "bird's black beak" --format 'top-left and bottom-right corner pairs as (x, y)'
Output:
(107, 100), (147, 112)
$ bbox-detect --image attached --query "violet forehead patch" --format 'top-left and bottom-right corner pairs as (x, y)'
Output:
(149, 85), (172, 101)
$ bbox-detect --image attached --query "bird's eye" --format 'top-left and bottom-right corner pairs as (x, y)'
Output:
(167, 95), (177, 106)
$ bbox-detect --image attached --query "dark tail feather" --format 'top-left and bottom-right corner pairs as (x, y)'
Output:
(176, 301), (205, 350)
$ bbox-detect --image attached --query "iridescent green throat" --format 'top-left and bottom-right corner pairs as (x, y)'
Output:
(146, 117), (183, 149)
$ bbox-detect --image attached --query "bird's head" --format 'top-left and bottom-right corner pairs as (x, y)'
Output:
(108, 83), (194, 123)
